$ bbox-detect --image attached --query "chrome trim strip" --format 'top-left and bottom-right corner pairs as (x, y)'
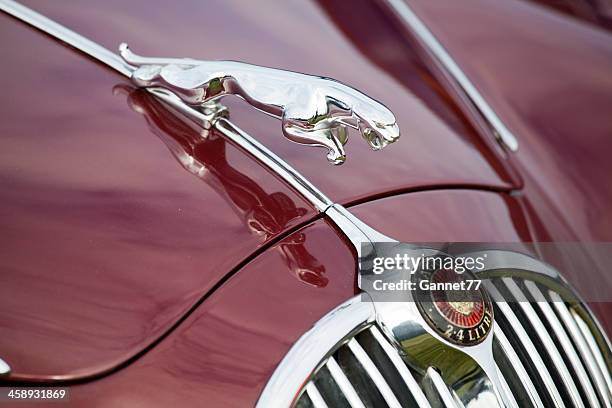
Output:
(494, 362), (520, 408)
(573, 309), (612, 395)
(326, 357), (365, 408)
(347, 338), (402, 408)
(551, 292), (612, 407)
(385, 0), (519, 151)
(215, 119), (333, 212)
(502, 278), (584, 408)
(422, 366), (458, 408)
(494, 326), (545, 408)
(0, 0), (133, 77)
(256, 297), (375, 408)
(525, 282), (601, 408)
(147, 95), (390, 253)
(324, 204), (396, 270)
(305, 383), (328, 408)
(487, 283), (566, 408)
(369, 326), (432, 408)
(143, 88), (335, 214)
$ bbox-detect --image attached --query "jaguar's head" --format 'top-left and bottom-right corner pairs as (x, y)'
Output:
(359, 120), (400, 151)
(354, 100), (400, 151)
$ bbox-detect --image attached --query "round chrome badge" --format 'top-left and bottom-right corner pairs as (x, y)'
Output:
(415, 267), (493, 346)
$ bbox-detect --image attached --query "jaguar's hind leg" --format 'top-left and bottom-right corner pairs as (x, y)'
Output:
(281, 96), (351, 164)
(282, 116), (348, 164)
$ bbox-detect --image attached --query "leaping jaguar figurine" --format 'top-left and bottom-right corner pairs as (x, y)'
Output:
(119, 43), (400, 164)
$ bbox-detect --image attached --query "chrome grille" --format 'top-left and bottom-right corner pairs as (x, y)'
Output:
(258, 262), (612, 408)
(295, 325), (429, 408)
(288, 279), (611, 408)
(489, 278), (612, 408)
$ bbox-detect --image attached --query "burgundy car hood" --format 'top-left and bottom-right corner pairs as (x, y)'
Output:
(404, 0), (612, 241)
(0, 1), (515, 381)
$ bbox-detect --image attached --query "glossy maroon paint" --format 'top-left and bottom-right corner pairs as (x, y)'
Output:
(401, 0), (612, 242)
(315, 0), (521, 188)
(528, 0), (612, 31)
(0, 17), (321, 380)
(15, 190), (533, 407)
(0, 0), (518, 381)
(0, 0), (610, 405)
(17, 0), (516, 204)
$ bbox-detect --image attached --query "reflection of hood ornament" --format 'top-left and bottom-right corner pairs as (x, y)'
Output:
(119, 43), (400, 164)
(118, 86), (328, 288)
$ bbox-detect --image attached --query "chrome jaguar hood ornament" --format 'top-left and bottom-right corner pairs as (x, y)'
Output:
(119, 43), (400, 164)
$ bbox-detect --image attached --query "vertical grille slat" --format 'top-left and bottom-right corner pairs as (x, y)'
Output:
(550, 291), (612, 408)
(305, 383), (329, 408)
(369, 326), (432, 408)
(525, 281), (602, 408)
(493, 326), (545, 408)
(346, 338), (402, 408)
(487, 282), (567, 408)
(422, 366), (461, 408)
(326, 356), (366, 408)
(312, 365), (351, 407)
(494, 362), (520, 408)
(572, 309), (612, 398)
(502, 278), (585, 408)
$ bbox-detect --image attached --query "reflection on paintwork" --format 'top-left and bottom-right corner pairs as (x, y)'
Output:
(119, 86), (328, 288)
(316, 0), (489, 146)
(0, 13), (319, 379)
(14, 0), (515, 205)
(527, 0), (612, 31)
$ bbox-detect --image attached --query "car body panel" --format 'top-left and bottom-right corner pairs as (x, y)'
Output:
(528, 0), (612, 31)
(27, 189), (533, 407)
(404, 0), (612, 241)
(0, 16), (320, 380)
(17, 0), (517, 204)
(0, 0), (518, 381)
(1, 0), (611, 396)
